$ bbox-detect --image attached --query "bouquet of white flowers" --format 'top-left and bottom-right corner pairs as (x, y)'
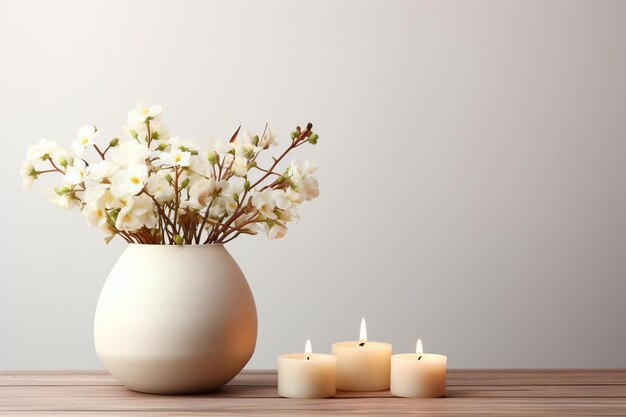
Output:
(21, 104), (320, 244)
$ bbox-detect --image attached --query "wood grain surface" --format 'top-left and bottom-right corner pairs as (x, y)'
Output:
(1, 369), (625, 416)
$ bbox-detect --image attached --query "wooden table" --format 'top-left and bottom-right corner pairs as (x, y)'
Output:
(1, 370), (625, 416)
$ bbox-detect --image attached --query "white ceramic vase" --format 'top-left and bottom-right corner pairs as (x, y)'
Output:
(94, 244), (257, 394)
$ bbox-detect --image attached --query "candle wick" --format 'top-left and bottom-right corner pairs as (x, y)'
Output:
(307, 356), (310, 360)
(359, 342), (365, 347)
(418, 355), (422, 360)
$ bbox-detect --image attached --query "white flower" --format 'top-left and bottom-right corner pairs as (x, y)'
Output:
(168, 136), (198, 151)
(114, 194), (157, 231)
(251, 189), (278, 219)
(50, 147), (72, 168)
(146, 171), (175, 202)
(266, 221), (287, 239)
(188, 178), (230, 211)
(147, 120), (169, 141)
(260, 127), (277, 149)
(225, 198), (238, 214)
(230, 155), (249, 177)
(302, 176), (320, 199)
(286, 187), (301, 203)
(158, 148), (191, 167)
(87, 160), (118, 182)
(234, 130), (262, 158)
(108, 140), (150, 167)
(234, 213), (260, 234)
(20, 160), (36, 190)
(82, 186), (113, 228)
(279, 207), (299, 223)
(288, 158), (318, 178)
(287, 159), (319, 202)
(215, 140), (234, 155)
(71, 125), (99, 157)
(83, 185), (111, 206)
(204, 180), (233, 218)
(271, 189), (293, 210)
(127, 103), (162, 133)
(63, 159), (87, 185)
(208, 204), (225, 218)
(126, 120), (169, 143)
(110, 164), (149, 197)
(83, 203), (108, 228)
(188, 178), (217, 211)
(27, 138), (60, 160)
(43, 187), (77, 211)
(188, 151), (212, 177)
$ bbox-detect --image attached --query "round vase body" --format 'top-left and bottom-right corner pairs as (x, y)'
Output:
(94, 244), (257, 394)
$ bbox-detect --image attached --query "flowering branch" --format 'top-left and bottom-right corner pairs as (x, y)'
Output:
(21, 104), (320, 245)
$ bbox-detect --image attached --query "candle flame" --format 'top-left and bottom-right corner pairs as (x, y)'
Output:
(305, 339), (312, 354)
(416, 338), (423, 354)
(359, 317), (367, 342)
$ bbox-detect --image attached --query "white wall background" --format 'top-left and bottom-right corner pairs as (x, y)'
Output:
(1, 0), (626, 370)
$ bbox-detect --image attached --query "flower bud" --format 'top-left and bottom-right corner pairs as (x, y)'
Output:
(109, 137), (119, 147)
(156, 143), (168, 151)
(308, 133), (319, 144)
(165, 174), (173, 183)
(207, 152), (216, 165)
(252, 135), (259, 146)
(108, 208), (120, 223)
(244, 179), (251, 191)
(290, 131), (297, 140)
(180, 178), (190, 189)
(59, 156), (68, 168)
(173, 234), (184, 245)
(55, 186), (71, 195)
(130, 129), (139, 139)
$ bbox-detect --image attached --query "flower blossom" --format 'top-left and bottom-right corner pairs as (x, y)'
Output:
(114, 195), (157, 231)
(63, 159), (88, 185)
(20, 160), (36, 190)
(146, 171), (175, 202)
(111, 164), (149, 197)
(159, 148), (191, 167)
(71, 125), (99, 157)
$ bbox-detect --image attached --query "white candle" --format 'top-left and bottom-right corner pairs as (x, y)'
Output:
(278, 339), (337, 398)
(390, 339), (447, 398)
(331, 318), (392, 391)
